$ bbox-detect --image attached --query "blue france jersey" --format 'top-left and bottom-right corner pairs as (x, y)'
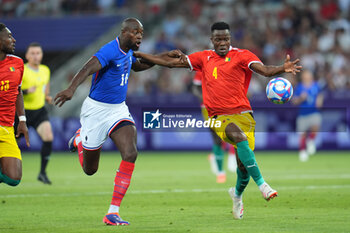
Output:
(294, 82), (321, 116)
(89, 37), (137, 104)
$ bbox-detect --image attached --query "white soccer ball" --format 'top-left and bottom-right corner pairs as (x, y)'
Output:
(266, 77), (293, 104)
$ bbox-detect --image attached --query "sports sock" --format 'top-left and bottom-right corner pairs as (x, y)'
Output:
(74, 133), (84, 167)
(236, 141), (265, 186)
(300, 134), (306, 150)
(235, 167), (250, 197)
(40, 141), (52, 174)
(213, 144), (224, 172)
(108, 205), (120, 213)
(109, 160), (135, 213)
(258, 182), (268, 192)
(0, 169), (20, 186)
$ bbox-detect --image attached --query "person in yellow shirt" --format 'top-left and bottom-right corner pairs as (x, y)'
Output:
(15, 42), (53, 184)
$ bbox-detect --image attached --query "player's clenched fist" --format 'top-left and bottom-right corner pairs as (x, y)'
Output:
(54, 88), (74, 107)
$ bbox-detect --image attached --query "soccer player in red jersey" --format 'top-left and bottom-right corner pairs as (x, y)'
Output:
(134, 22), (302, 219)
(0, 23), (30, 187)
(192, 71), (237, 183)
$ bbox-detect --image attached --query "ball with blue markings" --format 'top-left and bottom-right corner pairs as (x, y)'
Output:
(266, 77), (293, 104)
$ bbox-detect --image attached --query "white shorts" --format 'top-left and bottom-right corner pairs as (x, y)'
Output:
(296, 112), (322, 132)
(80, 97), (134, 150)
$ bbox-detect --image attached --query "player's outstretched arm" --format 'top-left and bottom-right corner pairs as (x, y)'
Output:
(134, 50), (190, 68)
(131, 58), (155, 72)
(15, 86), (30, 147)
(250, 55), (302, 77)
(54, 57), (102, 107)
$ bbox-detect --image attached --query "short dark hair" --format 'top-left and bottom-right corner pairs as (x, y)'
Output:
(26, 42), (42, 53)
(211, 22), (230, 32)
(0, 23), (6, 32)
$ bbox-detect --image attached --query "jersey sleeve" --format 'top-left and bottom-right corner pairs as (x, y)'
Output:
(193, 71), (203, 85)
(94, 42), (116, 68)
(18, 60), (24, 86)
(21, 64), (30, 89)
(132, 55), (137, 64)
(187, 51), (206, 71)
(42, 65), (51, 84)
(46, 66), (51, 83)
(240, 50), (263, 71)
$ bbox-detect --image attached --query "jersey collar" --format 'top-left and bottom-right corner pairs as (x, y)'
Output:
(116, 37), (127, 55)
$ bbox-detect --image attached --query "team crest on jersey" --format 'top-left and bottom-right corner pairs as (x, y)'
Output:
(9, 67), (15, 72)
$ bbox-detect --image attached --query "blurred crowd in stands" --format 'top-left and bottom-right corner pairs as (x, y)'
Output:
(131, 0), (350, 96)
(0, 0), (127, 16)
(2, 0), (350, 95)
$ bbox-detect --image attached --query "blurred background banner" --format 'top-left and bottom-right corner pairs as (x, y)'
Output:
(2, 0), (349, 151)
(17, 92), (350, 151)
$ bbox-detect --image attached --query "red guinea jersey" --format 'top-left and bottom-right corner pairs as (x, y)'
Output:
(0, 55), (24, 126)
(187, 48), (262, 116)
(193, 70), (203, 86)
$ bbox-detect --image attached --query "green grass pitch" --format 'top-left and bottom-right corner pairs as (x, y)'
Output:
(1, 151), (350, 233)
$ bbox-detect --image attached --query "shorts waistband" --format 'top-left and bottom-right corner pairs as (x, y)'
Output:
(212, 110), (253, 119)
(0, 125), (11, 134)
(86, 97), (126, 108)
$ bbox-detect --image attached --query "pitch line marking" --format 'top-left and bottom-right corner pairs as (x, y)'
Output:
(1, 184), (350, 199)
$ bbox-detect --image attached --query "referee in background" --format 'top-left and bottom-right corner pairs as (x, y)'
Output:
(15, 42), (54, 184)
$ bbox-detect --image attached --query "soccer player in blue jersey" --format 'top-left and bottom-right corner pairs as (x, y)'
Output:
(292, 70), (323, 162)
(54, 18), (178, 226)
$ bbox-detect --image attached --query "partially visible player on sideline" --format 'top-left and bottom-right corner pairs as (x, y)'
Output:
(134, 22), (302, 219)
(292, 70), (323, 162)
(192, 70), (237, 183)
(54, 18), (178, 226)
(0, 23), (30, 187)
(14, 42), (54, 184)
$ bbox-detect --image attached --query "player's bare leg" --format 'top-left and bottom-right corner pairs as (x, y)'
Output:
(82, 149), (101, 175)
(225, 122), (277, 201)
(0, 157), (22, 186)
(103, 124), (137, 226)
(36, 121), (54, 184)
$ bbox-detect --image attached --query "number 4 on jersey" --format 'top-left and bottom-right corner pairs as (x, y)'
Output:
(120, 73), (129, 86)
(213, 67), (218, 79)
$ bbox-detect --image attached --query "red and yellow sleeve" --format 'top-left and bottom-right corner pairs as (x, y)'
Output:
(187, 51), (206, 71)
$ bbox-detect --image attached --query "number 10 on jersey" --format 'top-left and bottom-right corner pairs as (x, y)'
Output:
(120, 73), (129, 86)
